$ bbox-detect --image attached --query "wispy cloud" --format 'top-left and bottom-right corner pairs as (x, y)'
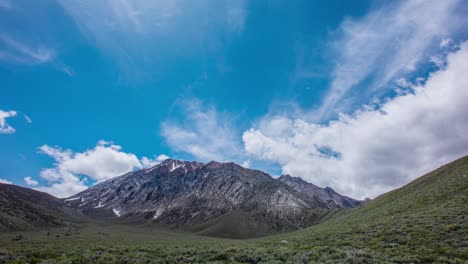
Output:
(24, 114), (32, 124)
(0, 34), (54, 65)
(161, 98), (244, 162)
(0, 109), (16, 134)
(0, 33), (74, 74)
(58, 0), (247, 82)
(316, 0), (464, 120)
(244, 42), (468, 199)
(60, 64), (74, 77)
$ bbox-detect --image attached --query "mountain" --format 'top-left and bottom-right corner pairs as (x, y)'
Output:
(278, 174), (362, 208)
(1, 156), (466, 262)
(65, 159), (359, 237)
(0, 183), (76, 231)
(277, 155), (468, 262)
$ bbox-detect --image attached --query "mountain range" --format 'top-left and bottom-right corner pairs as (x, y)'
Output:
(1, 156), (466, 262)
(0, 159), (361, 238)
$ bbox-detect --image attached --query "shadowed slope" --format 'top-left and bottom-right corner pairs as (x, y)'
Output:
(0, 184), (76, 231)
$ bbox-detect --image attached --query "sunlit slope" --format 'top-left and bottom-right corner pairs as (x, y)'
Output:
(272, 155), (468, 262)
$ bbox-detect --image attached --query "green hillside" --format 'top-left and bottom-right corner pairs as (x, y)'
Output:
(0, 156), (467, 263)
(266, 155), (468, 263)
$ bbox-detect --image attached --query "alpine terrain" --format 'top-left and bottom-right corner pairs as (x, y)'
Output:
(0, 156), (467, 263)
(64, 159), (361, 238)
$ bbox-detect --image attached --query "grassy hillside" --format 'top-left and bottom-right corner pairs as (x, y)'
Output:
(265, 155), (468, 262)
(0, 156), (467, 263)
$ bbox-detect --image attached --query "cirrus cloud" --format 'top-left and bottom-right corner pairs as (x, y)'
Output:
(161, 98), (243, 162)
(316, 0), (465, 120)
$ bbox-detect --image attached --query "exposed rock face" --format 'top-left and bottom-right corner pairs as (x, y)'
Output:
(278, 174), (362, 208)
(67, 159), (360, 235)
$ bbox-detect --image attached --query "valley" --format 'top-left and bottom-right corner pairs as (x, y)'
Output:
(0, 156), (467, 263)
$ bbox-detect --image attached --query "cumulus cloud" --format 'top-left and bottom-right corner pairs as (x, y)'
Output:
(24, 176), (38, 186)
(34, 140), (168, 197)
(240, 160), (250, 168)
(39, 140), (142, 182)
(140, 154), (170, 168)
(243, 42), (468, 199)
(0, 109), (16, 134)
(317, 0), (465, 120)
(162, 99), (242, 162)
(0, 178), (12, 184)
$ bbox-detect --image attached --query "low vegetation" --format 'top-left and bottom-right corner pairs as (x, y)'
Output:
(1, 156), (467, 263)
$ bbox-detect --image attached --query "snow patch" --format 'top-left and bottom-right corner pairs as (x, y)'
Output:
(169, 162), (184, 172)
(64, 197), (80, 202)
(153, 208), (164, 219)
(113, 209), (121, 217)
(94, 202), (105, 208)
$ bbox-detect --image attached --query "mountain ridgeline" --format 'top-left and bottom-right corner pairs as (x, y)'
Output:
(63, 159), (361, 237)
(1, 156), (467, 262)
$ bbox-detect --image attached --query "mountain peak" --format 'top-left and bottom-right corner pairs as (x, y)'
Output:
(144, 159), (204, 174)
(65, 158), (362, 237)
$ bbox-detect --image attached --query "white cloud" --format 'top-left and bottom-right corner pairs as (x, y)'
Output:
(0, 109), (16, 134)
(24, 114), (32, 124)
(60, 65), (74, 77)
(0, 178), (12, 184)
(34, 140), (168, 197)
(39, 140), (140, 182)
(161, 98), (241, 162)
(316, 0), (465, 120)
(58, 0), (247, 81)
(440, 38), (453, 48)
(140, 154), (170, 168)
(241, 160), (250, 168)
(0, 34), (54, 65)
(243, 42), (468, 199)
(36, 170), (88, 199)
(24, 176), (38, 186)
(430, 55), (446, 68)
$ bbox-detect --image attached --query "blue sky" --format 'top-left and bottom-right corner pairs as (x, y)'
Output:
(1, 0), (468, 198)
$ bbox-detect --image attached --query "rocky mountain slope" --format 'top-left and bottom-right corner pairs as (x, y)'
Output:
(0, 183), (76, 231)
(278, 174), (362, 208)
(3, 156), (466, 262)
(66, 159), (360, 237)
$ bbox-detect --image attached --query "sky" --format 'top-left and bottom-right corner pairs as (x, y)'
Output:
(1, 0), (468, 199)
